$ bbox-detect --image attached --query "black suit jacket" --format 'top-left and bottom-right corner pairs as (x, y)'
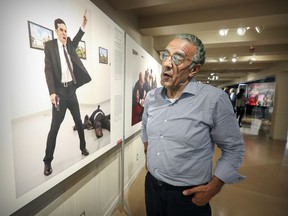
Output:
(44, 28), (91, 95)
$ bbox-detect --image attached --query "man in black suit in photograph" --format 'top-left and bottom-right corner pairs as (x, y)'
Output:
(43, 11), (91, 176)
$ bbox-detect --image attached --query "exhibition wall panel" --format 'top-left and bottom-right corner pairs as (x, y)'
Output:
(0, 0), (124, 215)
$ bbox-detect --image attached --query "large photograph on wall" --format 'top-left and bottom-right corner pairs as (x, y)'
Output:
(124, 35), (161, 138)
(0, 1), (124, 215)
(247, 82), (275, 107)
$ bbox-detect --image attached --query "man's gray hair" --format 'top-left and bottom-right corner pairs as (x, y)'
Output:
(175, 34), (206, 69)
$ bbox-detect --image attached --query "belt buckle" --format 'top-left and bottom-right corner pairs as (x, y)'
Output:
(63, 82), (68, 87)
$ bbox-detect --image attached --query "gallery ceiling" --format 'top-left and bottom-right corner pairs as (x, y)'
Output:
(94, 0), (288, 86)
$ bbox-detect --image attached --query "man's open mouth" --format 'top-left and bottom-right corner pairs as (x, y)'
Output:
(163, 72), (172, 78)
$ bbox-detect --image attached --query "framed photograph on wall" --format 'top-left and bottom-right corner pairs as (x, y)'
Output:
(28, 21), (54, 50)
(99, 46), (108, 64)
(76, 40), (87, 59)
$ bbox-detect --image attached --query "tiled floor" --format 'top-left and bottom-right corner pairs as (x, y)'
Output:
(112, 117), (288, 216)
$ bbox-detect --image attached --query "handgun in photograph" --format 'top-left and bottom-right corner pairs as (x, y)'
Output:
(55, 95), (60, 111)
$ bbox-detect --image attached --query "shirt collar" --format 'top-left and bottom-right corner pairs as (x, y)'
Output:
(57, 39), (65, 48)
(160, 77), (199, 98)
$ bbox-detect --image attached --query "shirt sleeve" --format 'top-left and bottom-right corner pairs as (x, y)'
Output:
(140, 91), (149, 143)
(210, 91), (246, 184)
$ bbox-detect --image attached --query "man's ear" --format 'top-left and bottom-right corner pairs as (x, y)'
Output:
(188, 64), (201, 78)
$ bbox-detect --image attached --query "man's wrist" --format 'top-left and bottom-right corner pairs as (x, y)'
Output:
(209, 175), (225, 195)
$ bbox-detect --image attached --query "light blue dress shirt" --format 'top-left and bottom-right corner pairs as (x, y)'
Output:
(141, 79), (245, 186)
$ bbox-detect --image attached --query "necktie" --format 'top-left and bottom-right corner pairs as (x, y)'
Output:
(63, 45), (76, 84)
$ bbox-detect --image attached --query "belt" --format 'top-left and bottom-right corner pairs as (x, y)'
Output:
(61, 81), (74, 87)
(148, 172), (197, 191)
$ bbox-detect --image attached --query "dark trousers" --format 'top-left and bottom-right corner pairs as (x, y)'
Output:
(145, 172), (211, 216)
(236, 106), (245, 125)
(43, 83), (86, 165)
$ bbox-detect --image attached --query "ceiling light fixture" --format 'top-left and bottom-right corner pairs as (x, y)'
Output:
(249, 54), (256, 64)
(249, 45), (256, 53)
(237, 27), (250, 36)
(218, 26), (263, 37)
(208, 73), (219, 81)
(255, 26), (264, 33)
(219, 56), (226, 62)
(232, 54), (238, 62)
(219, 29), (229, 36)
(237, 27), (246, 36)
(250, 56), (256, 61)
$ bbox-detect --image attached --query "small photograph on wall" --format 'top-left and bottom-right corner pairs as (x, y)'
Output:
(124, 34), (161, 139)
(76, 40), (87, 59)
(131, 68), (158, 126)
(99, 46), (108, 64)
(28, 21), (54, 50)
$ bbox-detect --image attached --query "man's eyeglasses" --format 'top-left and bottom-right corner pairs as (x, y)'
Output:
(159, 51), (193, 66)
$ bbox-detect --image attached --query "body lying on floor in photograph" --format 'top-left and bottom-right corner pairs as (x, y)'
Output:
(73, 105), (110, 138)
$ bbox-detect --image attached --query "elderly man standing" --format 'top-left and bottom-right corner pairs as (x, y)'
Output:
(141, 34), (245, 216)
